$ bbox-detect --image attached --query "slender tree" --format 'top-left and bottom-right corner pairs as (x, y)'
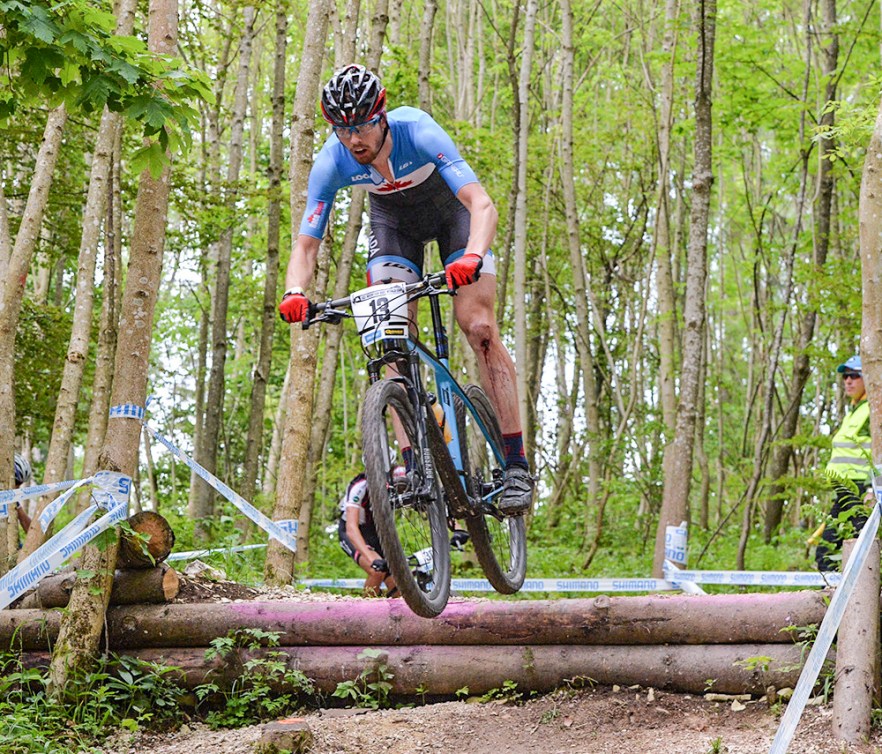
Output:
(653, 0), (716, 577)
(264, 0), (332, 585)
(48, 0), (178, 689)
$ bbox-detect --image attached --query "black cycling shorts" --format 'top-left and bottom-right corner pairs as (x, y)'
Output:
(338, 516), (383, 561)
(366, 184), (496, 284)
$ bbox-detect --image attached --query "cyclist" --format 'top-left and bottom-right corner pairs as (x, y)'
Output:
(338, 466), (471, 597)
(279, 64), (534, 516)
(338, 468), (400, 597)
(12, 454), (32, 533)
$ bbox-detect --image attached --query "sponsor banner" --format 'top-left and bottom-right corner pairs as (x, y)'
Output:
(664, 522), (688, 565)
(167, 543), (268, 562)
(662, 564), (841, 588)
(300, 578), (682, 593)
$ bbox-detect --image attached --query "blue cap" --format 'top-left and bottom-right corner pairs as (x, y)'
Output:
(836, 355), (862, 373)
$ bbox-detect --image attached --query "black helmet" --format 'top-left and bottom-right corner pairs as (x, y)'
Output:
(13, 453), (31, 488)
(321, 64), (386, 127)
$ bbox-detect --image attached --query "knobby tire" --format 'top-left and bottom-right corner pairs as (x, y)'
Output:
(361, 379), (451, 618)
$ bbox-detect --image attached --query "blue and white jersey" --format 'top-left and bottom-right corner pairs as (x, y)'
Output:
(298, 106), (479, 239)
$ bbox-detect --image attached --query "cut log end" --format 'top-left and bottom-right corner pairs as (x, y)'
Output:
(118, 511), (176, 568)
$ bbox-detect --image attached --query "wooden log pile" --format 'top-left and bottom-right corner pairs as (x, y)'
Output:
(0, 591), (830, 696)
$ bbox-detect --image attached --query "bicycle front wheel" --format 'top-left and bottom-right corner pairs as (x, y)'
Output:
(461, 384), (527, 593)
(361, 379), (451, 617)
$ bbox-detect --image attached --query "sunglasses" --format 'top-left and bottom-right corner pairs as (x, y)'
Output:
(842, 372), (862, 380)
(333, 114), (383, 140)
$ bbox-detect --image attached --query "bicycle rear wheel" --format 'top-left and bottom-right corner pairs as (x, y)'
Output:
(460, 384), (527, 593)
(361, 379), (451, 617)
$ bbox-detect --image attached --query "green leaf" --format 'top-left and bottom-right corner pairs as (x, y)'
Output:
(20, 5), (58, 44)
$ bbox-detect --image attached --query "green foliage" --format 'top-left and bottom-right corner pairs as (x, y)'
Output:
(0, 652), (184, 753)
(194, 629), (315, 728)
(478, 679), (527, 704)
(14, 298), (71, 449)
(331, 648), (394, 710)
(0, 0), (212, 172)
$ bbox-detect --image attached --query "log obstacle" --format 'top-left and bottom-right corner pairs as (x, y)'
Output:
(13, 564), (179, 609)
(18, 643), (807, 696)
(0, 591), (828, 650)
(0, 591), (829, 696)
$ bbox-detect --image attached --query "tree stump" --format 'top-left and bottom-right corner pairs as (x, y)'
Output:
(255, 718), (312, 753)
(118, 511), (176, 568)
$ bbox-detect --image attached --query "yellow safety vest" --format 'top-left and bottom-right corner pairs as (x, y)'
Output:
(825, 399), (873, 483)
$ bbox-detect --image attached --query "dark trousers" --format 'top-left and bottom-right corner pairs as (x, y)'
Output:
(815, 482), (870, 571)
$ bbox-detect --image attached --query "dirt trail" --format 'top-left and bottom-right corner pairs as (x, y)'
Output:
(102, 686), (882, 754)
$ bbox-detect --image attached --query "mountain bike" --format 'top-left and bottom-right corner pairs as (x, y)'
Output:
(305, 272), (527, 617)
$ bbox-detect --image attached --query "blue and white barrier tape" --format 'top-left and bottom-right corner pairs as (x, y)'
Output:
(769, 496), (882, 753)
(301, 577), (684, 593)
(662, 563), (841, 588)
(0, 471), (132, 610)
(108, 403), (146, 421)
(167, 543), (268, 562)
(0, 478), (81, 509)
(139, 420), (297, 554)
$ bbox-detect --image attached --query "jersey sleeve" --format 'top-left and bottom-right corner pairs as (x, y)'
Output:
(298, 145), (345, 239)
(412, 113), (479, 196)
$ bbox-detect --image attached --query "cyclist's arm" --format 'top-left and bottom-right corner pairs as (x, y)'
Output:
(285, 234), (322, 292)
(287, 145), (343, 291)
(344, 511), (380, 566)
(456, 181), (498, 259)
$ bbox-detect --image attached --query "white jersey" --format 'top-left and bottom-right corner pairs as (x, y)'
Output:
(338, 475), (370, 526)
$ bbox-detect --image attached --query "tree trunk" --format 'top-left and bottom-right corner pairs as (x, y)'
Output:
(47, 0), (178, 694)
(19, 643), (808, 697)
(30, 632), (814, 697)
(264, 0), (332, 586)
(861, 91), (882, 466)
(833, 539), (881, 743)
(653, 0), (716, 577)
(241, 0), (287, 502)
(190, 6), (257, 541)
(763, 0), (838, 540)
(512, 0), (539, 443)
(652, 0), (681, 435)
(418, 0), (438, 112)
(559, 0), (602, 538)
(19, 0), (136, 560)
(77, 128), (123, 513)
(0, 105), (69, 572)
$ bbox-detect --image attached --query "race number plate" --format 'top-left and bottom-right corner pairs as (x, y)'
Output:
(351, 282), (410, 346)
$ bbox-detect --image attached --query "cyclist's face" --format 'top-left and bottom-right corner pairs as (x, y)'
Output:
(337, 115), (385, 164)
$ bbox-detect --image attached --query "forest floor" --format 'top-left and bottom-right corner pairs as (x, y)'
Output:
(98, 687), (882, 754)
(97, 568), (882, 754)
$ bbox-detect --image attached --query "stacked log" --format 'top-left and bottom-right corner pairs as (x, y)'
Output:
(0, 591), (829, 695)
(14, 564), (180, 609)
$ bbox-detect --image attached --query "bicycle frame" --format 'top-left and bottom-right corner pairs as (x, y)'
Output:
(364, 286), (506, 509)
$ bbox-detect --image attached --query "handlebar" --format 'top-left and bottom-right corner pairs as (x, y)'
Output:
(304, 271), (449, 329)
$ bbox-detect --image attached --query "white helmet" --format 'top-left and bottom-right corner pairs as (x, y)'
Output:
(14, 454), (32, 488)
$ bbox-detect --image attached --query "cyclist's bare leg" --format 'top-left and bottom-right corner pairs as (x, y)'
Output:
(451, 273), (521, 437)
(452, 272), (533, 514)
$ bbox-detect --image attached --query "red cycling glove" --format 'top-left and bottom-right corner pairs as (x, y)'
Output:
(446, 253), (483, 290)
(279, 291), (310, 323)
